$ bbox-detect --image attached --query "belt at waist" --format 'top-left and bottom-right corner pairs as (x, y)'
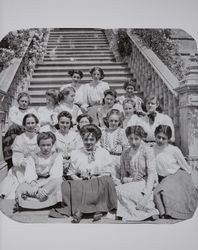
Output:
(109, 152), (122, 156)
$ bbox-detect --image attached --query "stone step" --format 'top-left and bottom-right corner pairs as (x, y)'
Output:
(30, 75), (132, 83)
(45, 51), (112, 56)
(43, 58), (115, 62)
(47, 41), (108, 45)
(32, 71), (131, 78)
(44, 54), (113, 59)
(46, 46), (109, 50)
(50, 28), (103, 32)
(49, 34), (105, 38)
(48, 38), (108, 42)
(46, 48), (110, 53)
(36, 62), (127, 67)
(35, 65), (129, 71)
(50, 31), (104, 35)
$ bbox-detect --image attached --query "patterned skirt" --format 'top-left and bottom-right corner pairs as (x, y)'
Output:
(154, 169), (198, 220)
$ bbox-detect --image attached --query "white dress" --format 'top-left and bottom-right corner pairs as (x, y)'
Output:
(86, 80), (109, 106)
(0, 133), (39, 198)
(127, 111), (175, 141)
(37, 106), (58, 132)
(101, 128), (129, 181)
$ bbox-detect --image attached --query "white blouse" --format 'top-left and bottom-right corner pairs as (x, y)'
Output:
(68, 146), (113, 177)
(127, 112), (175, 141)
(8, 106), (38, 126)
(153, 144), (191, 177)
(55, 103), (82, 123)
(37, 106), (58, 132)
(86, 80), (110, 106)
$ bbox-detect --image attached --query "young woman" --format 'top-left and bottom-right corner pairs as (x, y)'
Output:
(86, 66), (110, 107)
(116, 125), (159, 222)
(56, 86), (82, 125)
(122, 98), (138, 129)
(15, 131), (63, 210)
(153, 125), (198, 220)
(127, 96), (175, 143)
(117, 79), (144, 113)
(37, 89), (59, 132)
(3, 92), (38, 168)
(0, 114), (39, 199)
(101, 109), (129, 184)
(50, 124), (117, 223)
(60, 70), (88, 111)
(88, 89), (123, 127)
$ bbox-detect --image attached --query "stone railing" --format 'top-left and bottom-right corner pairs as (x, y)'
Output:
(105, 29), (198, 187)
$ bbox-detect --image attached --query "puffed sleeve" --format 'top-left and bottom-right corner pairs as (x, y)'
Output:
(174, 146), (192, 174)
(12, 135), (26, 168)
(49, 153), (64, 179)
(24, 156), (38, 183)
(100, 149), (113, 176)
(120, 129), (130, 149)
(8, 106), (21, 125)
(143, 146), (158, 195)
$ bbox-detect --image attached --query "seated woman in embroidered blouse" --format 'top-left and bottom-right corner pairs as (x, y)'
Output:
(117, 79), (144, 113)
(88, 89), (123, 127)
(60, 70), (88, 112)
(116, 125), (159, 222)
(52, 124), (117, 223)
(0, 113), (40, 199)
(37, 89), (59, 132)
(3, 92), (38, 169)
(15, 131), (63, 210)
(56, 86), (82, 125)
(86, 66), (110, 107)
(101, 109), (129, 185)
(127, 95), (175, 144)
(54, 111), (80, 177)
(153, 125), (198, 220)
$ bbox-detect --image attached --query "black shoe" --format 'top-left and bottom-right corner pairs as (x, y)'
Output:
(93, 212), (103, 222)
(71, 212), (82, 223)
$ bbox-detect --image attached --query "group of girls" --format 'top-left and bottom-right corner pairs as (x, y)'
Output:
(0, 66), (197, 223)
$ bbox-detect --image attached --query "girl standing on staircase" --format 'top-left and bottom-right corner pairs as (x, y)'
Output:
(60, 70), (89, 112)
(3, 92), (38, 169)
(56, 86), (82, 125)
(37, 89), (59, 132)
(101, 109), (129, 185)
(86, 66), (110, 107)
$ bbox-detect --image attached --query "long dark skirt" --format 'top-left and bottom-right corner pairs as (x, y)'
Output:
(50, 176), (117, 217)
(154, 169), (198, 220)
(3, 123), (25, 167)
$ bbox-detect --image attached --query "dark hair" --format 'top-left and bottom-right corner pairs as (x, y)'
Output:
(22, 113), (39, 127)
(17, 92), (30, 105)
(80, 124), (102, 142)
(37, 131), (56, 145)
(57, 111), (73, 128)
(76, 113), (93, 130)
(125, 125), (147, 139)
(154, 125), (172, 140)
(145, 95), (163, 112)
(89, 67), (104, 80)
(46, 89), (58, 105)
(123, 79), (136, 90)
(68, 69), (83, 79)
(102, 89), (117, 105)
(105, 109), (124, 128)
(58, 86), (75, 102)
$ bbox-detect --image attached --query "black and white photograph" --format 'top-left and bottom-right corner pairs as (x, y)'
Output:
(0, 0), (198, 250)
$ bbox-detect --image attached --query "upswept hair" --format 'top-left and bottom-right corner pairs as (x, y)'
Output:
(125, 125), (147, 139)
(58, 86), (75, 102)
(154, 125), (172, 140)
(57, 111), (73, 128)
(105, 109), (124, 128)
(46, 89), (59, 105)
(89, 66), (105, 80)
(37, 131), (56, 145)
(80, 124), (102, 142)
(123, 98), (136, 108)
(76, 113), (93, 130)
(123, 79), (137, 90)
(17, 92), (31, 105)
(68, 69), (83, 79)
(22, 113), (39, 126)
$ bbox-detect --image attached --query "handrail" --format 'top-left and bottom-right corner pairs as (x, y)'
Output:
(126, 30), (179, 96)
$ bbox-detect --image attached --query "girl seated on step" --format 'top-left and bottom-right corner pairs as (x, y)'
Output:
(88, 89), (123, 127)
(153, 125), (198, 220)
(122, 98), (139, 129)
(55, 86), (82, 126)
(15, 131), (63, 210)
(100, 109), (129, 185)
(3, 92), (38, 169)
(37, 89), (59, 132)
(60, 70), (89, 112)
(116, 125), (159, 222)
(86, 66), (110, 107)
(0, 113), (40, 199)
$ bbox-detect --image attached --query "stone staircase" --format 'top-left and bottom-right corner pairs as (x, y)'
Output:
(29, 28), (133, 107)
